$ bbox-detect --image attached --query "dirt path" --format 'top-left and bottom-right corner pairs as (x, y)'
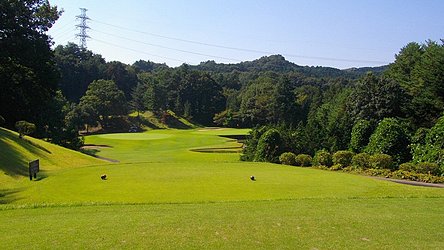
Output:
(373, 177), (444, 188)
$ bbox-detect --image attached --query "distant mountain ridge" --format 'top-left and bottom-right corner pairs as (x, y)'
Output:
(192, 54), (388, 78)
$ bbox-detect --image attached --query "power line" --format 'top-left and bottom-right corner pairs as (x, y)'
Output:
(90, 28), (243, 62)
(90, 18), (389, 64)
(52, 28), (77, 41)
(50, 20), (77, 37)
(90, 37), (186, 63)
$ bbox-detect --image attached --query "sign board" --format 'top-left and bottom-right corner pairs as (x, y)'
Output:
(29, 159), (39, 180)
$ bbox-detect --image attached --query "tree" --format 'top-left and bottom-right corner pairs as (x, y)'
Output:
(132, 60), (169, 73)
(305, 84), (352, 153)
(386, 42), (423, 94)
(54, 43), (106, 102)
(411, 115), (444, 169)
(15, 121), (36, 138)
(349, 119), (374, 153)
(105, 61), (138, 99)
(0, 0), (61, 129)
(365, 118), (411, 164)
(129, 82), (148, 116)
(241, 126), (269, 161)
(254, 128), (284, 163)
(272, 76), (298, 125)
(239, 76), (277, 126)
(137, 72), (167, 112)
(386, 40), (444, 127)
(347, 73), (408, 123)
(78, 80), (127, 128)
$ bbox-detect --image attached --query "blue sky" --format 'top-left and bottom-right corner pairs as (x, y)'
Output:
(47, 0), (444, 69)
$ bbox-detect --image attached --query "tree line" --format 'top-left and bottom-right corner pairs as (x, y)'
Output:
(240, 40), (444, 182)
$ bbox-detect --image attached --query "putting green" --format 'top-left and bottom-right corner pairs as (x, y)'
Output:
(94, 132), (172, 140)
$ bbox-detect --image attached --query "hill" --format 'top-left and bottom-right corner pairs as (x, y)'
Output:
(193, 54), (387, 78)
(0, 127), (104, 183)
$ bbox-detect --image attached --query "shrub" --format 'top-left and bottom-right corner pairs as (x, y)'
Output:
(349, 119), (374, 153)
(399, 162), (416, 172)
(15, 120), (36, 138)
(389, 170), (444, 183)
(279, 152), (297, 166)
(412, 127), (429, 145)
(295, 154), (312, 167)
(332, 150), (354, 167)
(365, 118), (411, 164)
(352, 153), (371, 169)
(412, 116), (444, 170)
(369, 153), (394, 170)
(313, 149), (332, 167)
(330, 164), (343, 171)
(364, 168), (392, 177)
(254, 128), (283, 163)
(415, 162), (441, 176)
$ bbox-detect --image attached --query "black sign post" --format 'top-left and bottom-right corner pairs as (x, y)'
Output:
(29, 159), (39, 180)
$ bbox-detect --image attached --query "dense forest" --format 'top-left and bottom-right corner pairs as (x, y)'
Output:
(1, 1), (443, 181)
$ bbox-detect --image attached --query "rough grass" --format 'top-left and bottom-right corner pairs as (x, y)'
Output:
(1, 127), (443, 249)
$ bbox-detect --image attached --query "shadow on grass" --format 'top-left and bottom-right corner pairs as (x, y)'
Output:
(32, 170), (48, 182)
(0, 128), (51, 177)
(80, 148), (100, 157)
(0, 188), (23, 204)
(190, 146), (242, 153)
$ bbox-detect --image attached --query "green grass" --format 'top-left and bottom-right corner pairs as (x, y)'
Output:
(1, 127), (443, 249)
(1, 199), (443, 249)
(0, 127), (104, 190)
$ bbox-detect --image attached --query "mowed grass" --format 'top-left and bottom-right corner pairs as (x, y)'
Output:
(1, 199), (443, 249)
(1, 127), (444, 249)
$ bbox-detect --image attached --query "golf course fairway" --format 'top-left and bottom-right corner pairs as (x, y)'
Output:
(1, 128), (443, 249)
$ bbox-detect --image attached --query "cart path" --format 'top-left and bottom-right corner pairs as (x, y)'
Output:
(373, 177), (444, 188)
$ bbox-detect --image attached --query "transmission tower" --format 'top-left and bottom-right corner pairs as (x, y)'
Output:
(76, 8), (90, 49)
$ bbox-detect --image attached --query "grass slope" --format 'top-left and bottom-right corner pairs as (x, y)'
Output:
(1, 128), (443, 249)
(0, 127), (104, 190)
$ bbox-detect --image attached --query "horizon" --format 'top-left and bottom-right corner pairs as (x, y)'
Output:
(48, 0), (444, 69)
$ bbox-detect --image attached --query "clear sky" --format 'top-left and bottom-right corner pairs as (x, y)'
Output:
(47, 0), (444, 69)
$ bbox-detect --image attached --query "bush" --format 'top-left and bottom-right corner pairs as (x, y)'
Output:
(365, 118), (411, 164)
(399, 162), (416, 172)
(15, 120), (36, 138)
(369, 153), (394, 170)
(389, 170), (444, 183)
(415, 162), (441, 176)
(412, 116), (444, 170)
(279, 152), (297, 166)
(313, 149), (332, 167)
(332, 150), (354, 167)
(295, 154), (312, 167)
(330, 164), (343, 171)
(352, 153), (371, 169)
(349, 119), (374, 153)
(364, 168), (392, 177)
(254, 128), (283, 163)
